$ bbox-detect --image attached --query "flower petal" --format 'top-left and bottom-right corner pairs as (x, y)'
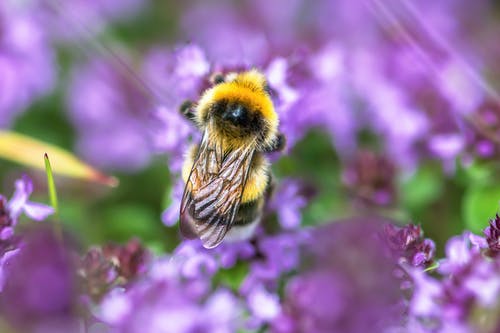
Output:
(22, 201), (54, 221)
(7, 176), (32, 219)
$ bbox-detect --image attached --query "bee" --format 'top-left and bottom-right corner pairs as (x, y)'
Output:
(179, 69), (285, 248)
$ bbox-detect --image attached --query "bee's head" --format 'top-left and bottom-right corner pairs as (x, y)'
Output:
(196, 69), (278, 147)
(221, 103), (248, 125)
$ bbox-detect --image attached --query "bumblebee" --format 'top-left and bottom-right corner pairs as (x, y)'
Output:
(179, 69), (285, 248)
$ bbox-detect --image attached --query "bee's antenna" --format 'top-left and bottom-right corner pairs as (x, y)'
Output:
(43, 0), (174, 109)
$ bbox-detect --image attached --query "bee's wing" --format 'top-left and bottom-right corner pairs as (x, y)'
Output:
(180, 131), (255, 248)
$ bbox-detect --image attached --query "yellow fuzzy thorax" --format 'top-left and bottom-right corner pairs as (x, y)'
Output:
(240, 160), (269, 203)
(196, 70), (278, 145)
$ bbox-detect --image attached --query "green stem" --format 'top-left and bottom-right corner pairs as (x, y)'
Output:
(44, 153), (62, 241)
(423, 262), (440, 272)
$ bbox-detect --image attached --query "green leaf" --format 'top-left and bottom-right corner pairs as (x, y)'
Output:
(463, 184), (500, 233)
(99, 203), (169, 247)
(461, 161), (493, 184)
(0, 130), (118, 187)
(401, 164), (443, 210)
(214, 262), (249, 291)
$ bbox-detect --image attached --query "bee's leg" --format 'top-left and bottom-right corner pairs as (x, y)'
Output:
(262, 133), (286, 153)
(210, 73), (225, 85)
(264, 172), (276, 202)
(179, 100), (197, 123)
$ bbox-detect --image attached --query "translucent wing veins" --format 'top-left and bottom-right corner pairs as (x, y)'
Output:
(180, 130), (255, 248)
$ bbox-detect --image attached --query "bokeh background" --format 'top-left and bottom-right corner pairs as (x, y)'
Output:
(3, 0), (500, 332)
(1, 0), (500, 274)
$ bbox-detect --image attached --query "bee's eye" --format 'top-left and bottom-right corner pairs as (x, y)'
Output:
(223, 105), (248, 126)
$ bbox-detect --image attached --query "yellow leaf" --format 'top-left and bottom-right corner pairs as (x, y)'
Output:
(0, 130), (118, 187)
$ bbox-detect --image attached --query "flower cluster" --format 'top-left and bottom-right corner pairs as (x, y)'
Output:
(67, 57), (155, 171)
(0, 177), (60, 331)
(1, 0), (499, 176)
(91, 216), (500, 333)
(32, 0), (146, 40)
(78, 238), (150, 301)
(1, 176), (500, 332)
(403, 230), (500, 333)
(146, 0), (500, 221)
(342, 150), (397, 207)
(0, 227), (79, 333)
(274, 219), (406, 333)
(0, 1), (55, 128)
(98, 257), (242, 333)
(3, 0), (496, 179)
(0, 0), (147, 130)
(141, 0), (500, 174)
(384, 222), (436, 267)
(0, 176), (54, 279)
(0, 176), (307, 332)
(484, 214), (500, 255)
(3, 1), (500, 332)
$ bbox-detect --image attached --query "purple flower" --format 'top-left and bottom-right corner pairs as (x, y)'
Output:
(32, 0), (145, 41)
(102, 238), (150, 280)
(79, 247), (118, 301)
(0, 227), (79, 332)
(241, 231), (307, 298)
(462, 100), (500, 161)
(170, 0), (498, 170)
(264, 52), (357, 154)
(246, 285), (281, 329)
(78, 238), (150, 301)
(0, 245), (19, 292)
(342, 151), (397, 207)
(0, 2), (55, 128)
(151, 106), (194, 173)
(0, 176), (53, 293)
(143, 45), (208, 174)
(67, 57), (154, 171)
(142, 45), (210, 104)
(438, 234), (477, 275)
(428, 134), (465, 160)
(353, 59), (430, 168)
(7, 176), (55, 222)
(270, 179), (308, 230)
(214, 240), (255, 269)
(173, 237), (255, 276)
(0, 197), (15, 241)
(158, 230), (306, 330)
(274, 218), (404, 333)
(174, 240), (219, 279)
(407, 268), (442, 318)
(98, 256), (243, 333)
(180, 2), (270, 67)
(484, 214), (500, 255)
(436, 60), (484, 116)
(468, 232), (488, 250)
(0, 176), (54, 240)
(161, 179), (186, 227)
(406, 231), (500, 330)
(383, 223), (435, 267)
